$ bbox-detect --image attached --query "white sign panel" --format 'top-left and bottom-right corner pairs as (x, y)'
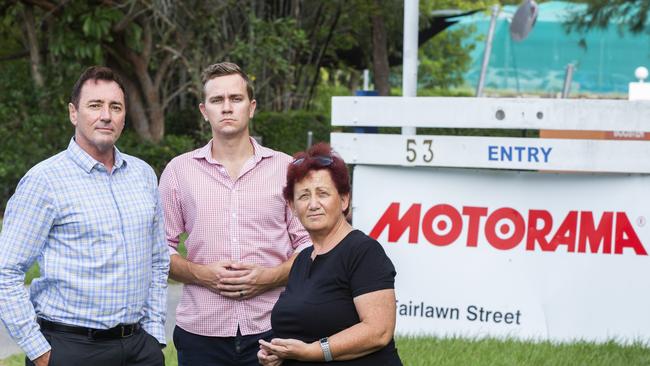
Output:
(332, 133), (650, 173)
(332, 96), (650, 131)
(352, 165), (650, 343)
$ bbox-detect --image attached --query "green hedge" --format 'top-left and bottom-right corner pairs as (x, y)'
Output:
(117, 132), (198, 177)
(252, 111), (330, 156)
(0, 63), (71, 210)
(0, 109), (329, 210)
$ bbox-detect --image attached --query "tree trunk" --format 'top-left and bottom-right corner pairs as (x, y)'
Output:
(119, 73), (154, 141)
(347, 69), (360, 92)
(147, 96), (165, 142)
(179, 67), (187, 109)
(371, 1), (390, 96)
(112, 21), (167, 143)
(22, 4), (44, 88)
(305, 3), (341, 108)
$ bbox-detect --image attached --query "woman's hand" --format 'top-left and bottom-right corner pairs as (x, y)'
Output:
(257, 347), (283, 366)
(259, 338), (321, 362)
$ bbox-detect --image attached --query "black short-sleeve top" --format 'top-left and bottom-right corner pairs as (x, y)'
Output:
(271, 230), (402, 365)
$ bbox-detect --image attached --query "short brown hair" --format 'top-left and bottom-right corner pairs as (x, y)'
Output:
(201, 62), (254, 101)
(70, 66), (126, 108)
(283, 142), (351, 216)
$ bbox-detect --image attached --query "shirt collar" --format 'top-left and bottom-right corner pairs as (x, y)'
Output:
(66, 137), (126, 173)
(193, 137), (273, 165)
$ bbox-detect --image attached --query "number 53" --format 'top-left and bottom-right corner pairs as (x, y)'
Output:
(406, 138), (434, 163)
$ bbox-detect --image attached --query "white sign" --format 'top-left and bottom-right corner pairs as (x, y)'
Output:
(352, 165), (650, 343)
(332, 133), (650, 173)
(332, 96), (650, 131)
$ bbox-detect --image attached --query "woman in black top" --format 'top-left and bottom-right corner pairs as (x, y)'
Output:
(258, 143), (402, 366)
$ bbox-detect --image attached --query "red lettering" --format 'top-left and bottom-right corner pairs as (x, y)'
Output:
(526, 210), (553, 251)
(422, 204), (462, 246)
(615, 213), (648, 255)
(462, 207), (488, 247)
(578, 212), (612, 254)
(369, 203), (420, 243)
(549, 211), (578, 252)
(369, 203), (647, 256)
(484, 208), (525, 250)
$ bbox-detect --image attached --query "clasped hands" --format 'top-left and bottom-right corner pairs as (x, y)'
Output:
(195, 260), (272, 299)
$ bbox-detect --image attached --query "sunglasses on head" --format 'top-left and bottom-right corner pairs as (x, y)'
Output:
(291, 155), (334, 167)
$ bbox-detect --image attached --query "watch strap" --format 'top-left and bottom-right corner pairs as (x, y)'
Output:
(319, 337), (333, 362)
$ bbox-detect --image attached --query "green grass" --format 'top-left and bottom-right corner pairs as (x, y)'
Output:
(2, 337), (650, 366)
(24, 264), (40, 285)
(394, 336), (650, 366)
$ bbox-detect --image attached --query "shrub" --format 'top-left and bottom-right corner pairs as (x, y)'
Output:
(0, 62), (71, 210)
(252, 111), (329, 155)
(117, 132), (198, 176)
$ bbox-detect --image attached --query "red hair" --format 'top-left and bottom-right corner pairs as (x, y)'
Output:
(283, 142), (351, 215)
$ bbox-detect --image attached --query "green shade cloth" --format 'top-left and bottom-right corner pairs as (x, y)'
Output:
(453, 1), (650, 94)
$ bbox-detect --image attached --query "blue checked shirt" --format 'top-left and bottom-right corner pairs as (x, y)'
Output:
(0, 139), (169, 360)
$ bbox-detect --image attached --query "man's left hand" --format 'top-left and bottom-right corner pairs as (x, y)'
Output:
(218, 262), (276, 299)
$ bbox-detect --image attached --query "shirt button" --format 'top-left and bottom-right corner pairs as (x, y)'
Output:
(232, 238), (238, 243)
(232, 213), (237, 218)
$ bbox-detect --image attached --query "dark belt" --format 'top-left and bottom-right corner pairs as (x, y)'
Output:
(38, 318), (141, 340)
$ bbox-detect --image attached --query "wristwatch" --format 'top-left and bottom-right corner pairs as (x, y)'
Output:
(319, 337), (333, 362)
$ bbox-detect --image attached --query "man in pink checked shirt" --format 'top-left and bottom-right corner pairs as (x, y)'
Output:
(159, 62), (310, 366)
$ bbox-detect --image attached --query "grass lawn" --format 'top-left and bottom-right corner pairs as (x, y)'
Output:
(395, 337), (650, 365)
(2, 337), (650, 366)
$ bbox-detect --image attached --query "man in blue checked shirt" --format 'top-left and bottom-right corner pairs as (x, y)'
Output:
(0, 66), (169, 366)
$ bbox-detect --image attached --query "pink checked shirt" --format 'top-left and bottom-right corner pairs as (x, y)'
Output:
(159, 138), (310, 337)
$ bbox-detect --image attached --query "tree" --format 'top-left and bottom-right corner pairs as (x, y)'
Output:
(324, 1), (496, 94)
(1, 0), (501, 142)
(0, 0), (515, 209)
(371, 5), (390, 96)
(1, 1), (183, 143)
(565, 1), (650, 34)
